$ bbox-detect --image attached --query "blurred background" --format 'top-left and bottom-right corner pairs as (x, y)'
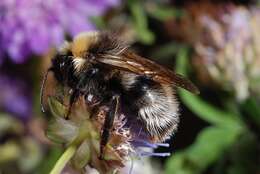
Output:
(0, 0), (259, 173)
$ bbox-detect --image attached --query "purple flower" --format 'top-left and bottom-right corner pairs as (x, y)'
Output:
(0, 0), (120, 63)
(192, 6), (260, 100)
(0, 74), (32, 121)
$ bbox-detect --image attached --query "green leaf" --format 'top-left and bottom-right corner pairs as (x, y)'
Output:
(165, 126), (240, 174)
(46, 117), (79, 145)
(48, 97), (66, 118)
(226, 132), (258, 174)
(0, 141), (20, 164)
(174, 47), (190, 75)
(128, 0), (155, 44)
(146, 4), (184, 21)
(241, 97), (260, 127)
(91, 16), (106, 29)
(150, 42), (182, 60)
(187, 127), (239, 169)
(165, 152), (194, 174)
(0, 113), (24, 136)
(35, 147), (63, 174)
(179, 90), (242, 129)
(71, 140), (91, 169)
(18, 138), (43, 173)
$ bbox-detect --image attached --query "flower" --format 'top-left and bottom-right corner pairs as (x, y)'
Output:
(194, 6), (260, 100)
(119, 157), (160, 174)
(0, 0), (120, 63)
(46, 95), (170, 173)
(0, 73), (32, 121)
(168, 3), (260, 101)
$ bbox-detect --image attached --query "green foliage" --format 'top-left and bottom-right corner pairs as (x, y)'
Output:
(179, 90), (243, 129)
(128, 0), (155, 44)
(0, 114), (43, 173)
(165, 47), (250, 174)
(151, 42), (183, 60)
(166, 126), (240, 174)
(226, 132), (259, 174)
(46, 97), (79, 145)
(35, 147), (63, 174)
(17, 138), (43, 172)
(242, 97), (260, 127)
(0, 141), (20, 164)
(0, 114), (23, 137)
(146, 4), (184, 21)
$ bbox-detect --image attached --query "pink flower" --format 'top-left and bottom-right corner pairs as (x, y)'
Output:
(0, 0), (120, 63)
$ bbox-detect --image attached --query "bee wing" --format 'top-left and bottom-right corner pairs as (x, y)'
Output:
(97, 51), (199, 94)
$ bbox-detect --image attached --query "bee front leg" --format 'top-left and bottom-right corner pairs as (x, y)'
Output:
(65, 89), (80, 120)
(99, 95), (120, 160)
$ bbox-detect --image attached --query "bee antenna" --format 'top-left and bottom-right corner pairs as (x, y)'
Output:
(40, 68), (51, 113)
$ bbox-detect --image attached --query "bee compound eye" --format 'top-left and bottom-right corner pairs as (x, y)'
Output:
(89, 68), (99, 76)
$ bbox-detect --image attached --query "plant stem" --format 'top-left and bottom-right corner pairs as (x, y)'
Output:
(50, 145), (77, 174)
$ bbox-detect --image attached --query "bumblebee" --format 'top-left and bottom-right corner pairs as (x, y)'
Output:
(41, 31), (199, 158)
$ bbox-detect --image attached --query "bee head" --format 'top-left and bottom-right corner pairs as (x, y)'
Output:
(53, 31), (125, 75)
(50, 54), (74, 84)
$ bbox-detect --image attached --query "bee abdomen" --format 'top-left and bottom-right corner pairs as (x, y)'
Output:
(138, 85), (179, 141)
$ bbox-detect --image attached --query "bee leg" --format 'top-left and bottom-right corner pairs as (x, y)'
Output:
(99, 95), (120, 160)
(65, 90), (80, 120)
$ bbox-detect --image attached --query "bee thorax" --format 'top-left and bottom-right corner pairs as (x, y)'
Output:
(71, 31), (99, 57)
